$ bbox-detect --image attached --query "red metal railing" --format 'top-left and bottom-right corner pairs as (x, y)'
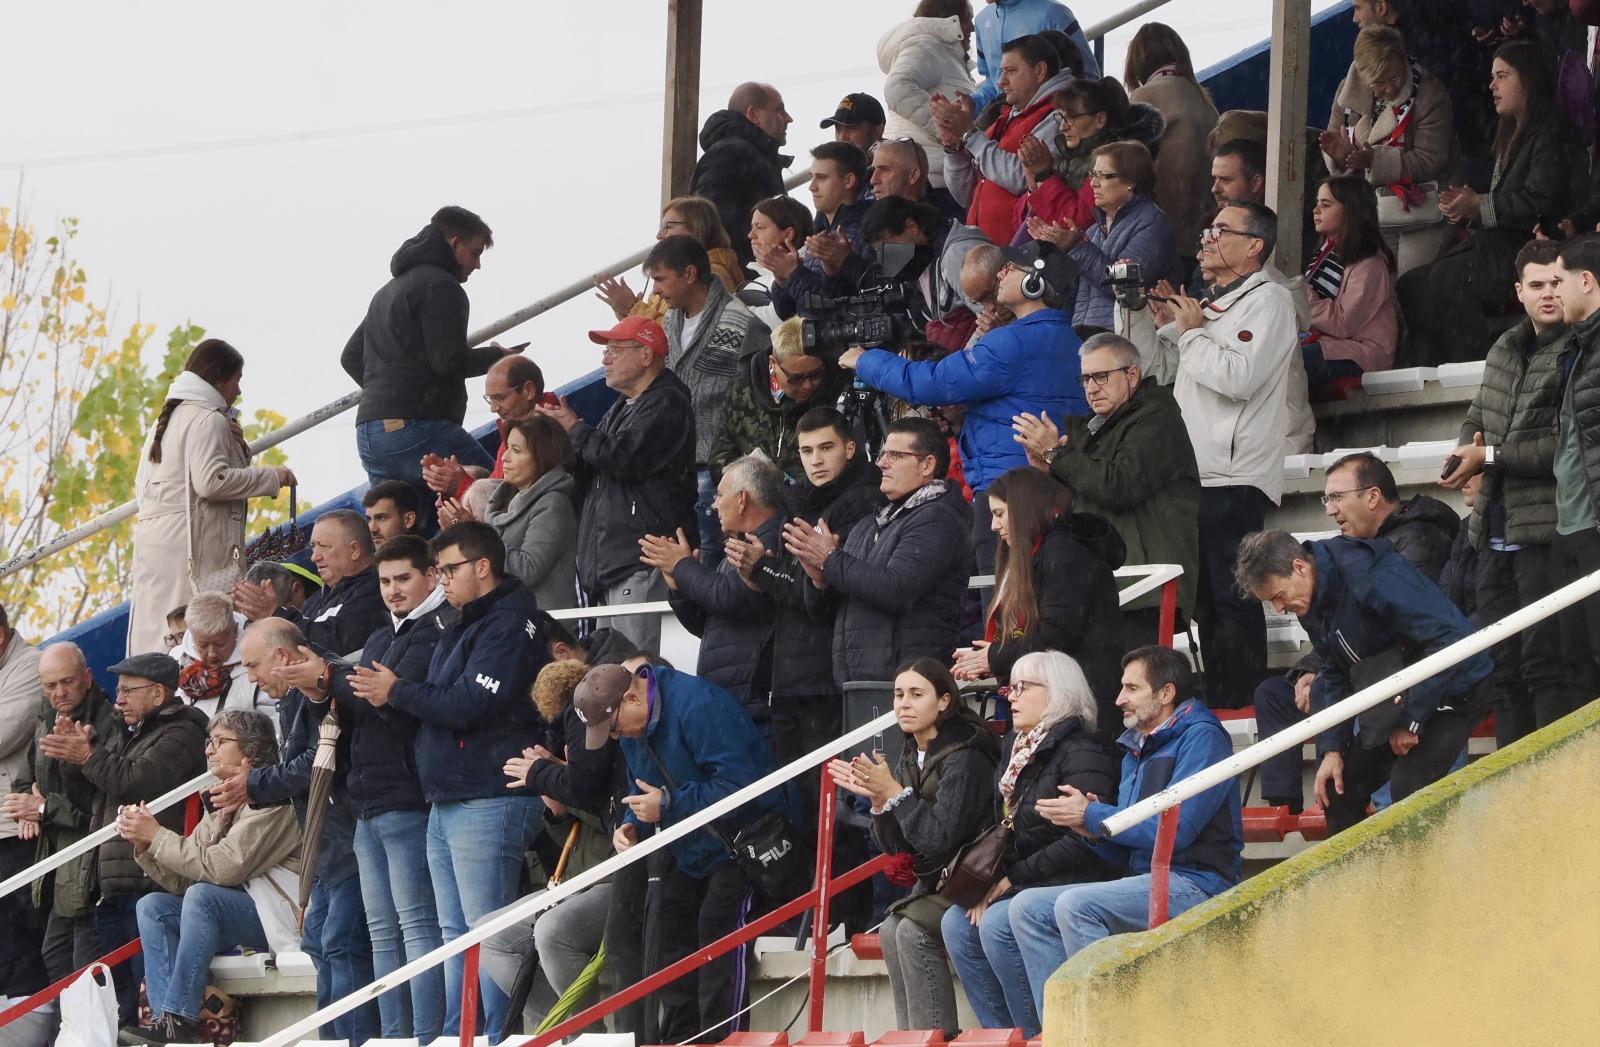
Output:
(1146, 806), (1182, 928)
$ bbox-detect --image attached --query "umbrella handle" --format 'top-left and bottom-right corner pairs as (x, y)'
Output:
(549, 820), (581, 887)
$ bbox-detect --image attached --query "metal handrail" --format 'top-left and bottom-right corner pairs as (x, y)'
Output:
(252, 710), (900, 1047)
(1101, 568), (1600, 837)
(1084, 0), (1177, 42)
(0, 770), (214, 901)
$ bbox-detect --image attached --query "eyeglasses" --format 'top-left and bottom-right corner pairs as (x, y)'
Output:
(205, 735), (240, 751)
(1087, 169), (1121, 183)
(115, 683), (161, 699)
(482, 382), (534, 407)
(1319, 486), (1375, 507)
(1199, 225), (1262, 247)
(601, 342), (647, 359)
(162, 632), (184, 647)
(1010, 679), (1042, 692)
(875, 449), (930, 465)
(438, 556), (486, 579)
(774, 359), (826, 386)
(1060, 109), (1102, 122)
(1076, 366), (1131, 387)
(657, 219), (687, 235)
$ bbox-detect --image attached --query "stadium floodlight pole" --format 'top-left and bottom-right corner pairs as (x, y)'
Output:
(1100, 567), (1600, 837)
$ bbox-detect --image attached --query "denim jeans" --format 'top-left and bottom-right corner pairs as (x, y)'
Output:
(93, 894), (143, 1025)
(940, 897), (1038, 1036)
(137, 885), (267, 1022)
(303, 875), (379, 1042)
(428, 795), (543, 1041)
(356, 418), (493, 531)
(881, 911), (959, 1036)
(1004, 873), (1210, 1010)
(355, 809), (446, 1041)
(694, 466), (724, 569)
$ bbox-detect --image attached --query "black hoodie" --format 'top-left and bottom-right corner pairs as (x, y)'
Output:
(752, 449), (885, 698)
(341, 223), (502, 425)
(1376, 494), (1462, 587)
(988, 512), (1127, 740)
(689, 110), (791, 266)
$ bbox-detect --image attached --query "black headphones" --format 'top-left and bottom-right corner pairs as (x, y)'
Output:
(1021, 258), (1048, 301)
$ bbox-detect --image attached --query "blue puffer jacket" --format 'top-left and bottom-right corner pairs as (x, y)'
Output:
(389, 579), (549, 803)
(1067, 193), (1181, 332)
(1083, 698), (1243, 899)
(854, 309), (1088, 490)
(1300, 536), (1493, 755)
(619, 666), (783, 878)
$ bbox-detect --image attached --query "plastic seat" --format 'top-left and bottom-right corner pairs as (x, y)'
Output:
(1211, 705), (1257, 722)
(951, 1030), (1024, 1047)
(723, 1034), (790, 1047)
(796, 1033), (866, 1047)
(872, 1032), (946, 1047)
(1241, 805), (1297, 843)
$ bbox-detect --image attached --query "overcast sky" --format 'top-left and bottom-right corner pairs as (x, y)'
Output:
(4, 0), (1340, 504)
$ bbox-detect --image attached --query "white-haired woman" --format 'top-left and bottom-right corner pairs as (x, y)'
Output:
(939, 650), (1120, 1039)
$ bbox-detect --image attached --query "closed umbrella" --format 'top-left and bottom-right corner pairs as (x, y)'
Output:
(297, 709), (341, 915)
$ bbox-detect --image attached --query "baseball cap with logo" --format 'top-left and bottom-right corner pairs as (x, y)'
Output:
(574, 663), (635, 749)
(587, 315), (668, 358)
(820, 92), (887, 129)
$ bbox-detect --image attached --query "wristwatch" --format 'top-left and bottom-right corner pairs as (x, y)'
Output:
(1042, 447), (1062, 466)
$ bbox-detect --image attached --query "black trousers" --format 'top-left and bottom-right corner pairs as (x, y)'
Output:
(1253, 675), (1307, 810)
(0, 837), (45, 1000)
(1550, 528), (1600, 701)
(1474, 544), (1579, 745)
(645, 853), (757, 1044)
(1323, 681), (1492, 835)
(41, 909), (101, 984)
(1195, 485), (1272, 708)
(602, 858), (649, 1036)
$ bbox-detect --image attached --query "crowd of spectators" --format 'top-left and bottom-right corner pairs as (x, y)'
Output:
(5, 1), (1600, 1044)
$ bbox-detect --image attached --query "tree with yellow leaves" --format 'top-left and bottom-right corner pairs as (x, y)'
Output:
(0, 203), (294, 639)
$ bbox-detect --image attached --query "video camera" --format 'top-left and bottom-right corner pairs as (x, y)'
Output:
(1106, 260), (1173, 311)
(799, 242), (930, 363)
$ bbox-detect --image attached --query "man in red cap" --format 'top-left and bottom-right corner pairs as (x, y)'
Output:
(538, 318), (697, 652)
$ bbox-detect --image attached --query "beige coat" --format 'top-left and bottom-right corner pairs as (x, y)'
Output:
(1131, 75), (1219, 259)
(127, 399), (281, 654)
(0, 635), (42, 841)
(137, 798), (302, 894)
(1323, 63), (1458, 186)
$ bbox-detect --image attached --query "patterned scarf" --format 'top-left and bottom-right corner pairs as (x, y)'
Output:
(874, 479), (949, 528)
(998, 724), (1048, 809)
(179, 659), (232, 703)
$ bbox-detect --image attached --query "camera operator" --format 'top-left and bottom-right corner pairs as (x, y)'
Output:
(843, 197), (991, 341)
(837, 241), (1088, 570)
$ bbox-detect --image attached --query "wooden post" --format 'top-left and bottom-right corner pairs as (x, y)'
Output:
(661, 0), (704, 207)
(1266, 0), (1311, 271)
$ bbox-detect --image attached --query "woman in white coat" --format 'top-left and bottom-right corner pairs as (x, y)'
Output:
(877, 1), (977, 189)
(128, 340), (294, 654)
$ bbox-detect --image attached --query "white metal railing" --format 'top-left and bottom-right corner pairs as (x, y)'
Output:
(1101, 567), (1600, 837)
(0, 564), (1180, 905)
(0, 770), (215, 901)
(253, 709), (899, 1047)
(1084, 0), (1175, 41)
(0, 167), (810, 582)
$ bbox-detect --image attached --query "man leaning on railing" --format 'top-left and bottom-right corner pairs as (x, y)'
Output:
(1234, 529), (1493, 835)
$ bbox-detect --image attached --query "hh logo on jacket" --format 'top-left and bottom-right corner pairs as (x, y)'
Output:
(475, 674), (501, 694)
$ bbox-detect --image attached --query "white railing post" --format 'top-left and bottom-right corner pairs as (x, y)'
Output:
(1100, 567), (1600, 837)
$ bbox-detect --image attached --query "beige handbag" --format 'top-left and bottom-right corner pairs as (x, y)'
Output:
(1376, 181), (1443, 229)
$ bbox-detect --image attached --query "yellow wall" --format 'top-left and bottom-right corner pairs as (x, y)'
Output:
(1044, 702), (1600, 1047)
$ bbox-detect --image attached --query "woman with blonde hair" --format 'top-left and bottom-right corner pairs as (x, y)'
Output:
(593, 195), (743, 321)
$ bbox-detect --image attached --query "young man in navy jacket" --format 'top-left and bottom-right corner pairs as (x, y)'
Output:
(349, 521), (548, 1036)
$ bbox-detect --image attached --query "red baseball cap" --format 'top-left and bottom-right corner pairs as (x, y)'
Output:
(587, 315), (668, 358)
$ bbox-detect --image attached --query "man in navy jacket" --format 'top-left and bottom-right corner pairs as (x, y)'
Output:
(1236, 530), (1492, 833)
(1011, 645), (1242, 1012)
(576, 659), (782, 1043)
(349, 521), (548, 1035)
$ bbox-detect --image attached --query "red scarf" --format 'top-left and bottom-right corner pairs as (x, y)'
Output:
(179, 660), (231, 703)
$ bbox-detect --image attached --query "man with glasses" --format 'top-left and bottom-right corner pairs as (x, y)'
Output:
(784, 416), (973, 685)
(841, 240), (1086, 571)
(1126, 200), (1304, 709)
(68, 651), (208, 1026)
(1234, 529), (1492, 834)
(539, 316), (697, 653)
(1013, 332), (1201, 649)
(422, 355), (547, 506)
(345, 521), (547, 1036)
(711, 316), (844, 482)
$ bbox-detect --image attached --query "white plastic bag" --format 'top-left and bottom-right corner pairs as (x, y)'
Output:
(244, 862), (303, 955)
(54, 963), (118, 1047)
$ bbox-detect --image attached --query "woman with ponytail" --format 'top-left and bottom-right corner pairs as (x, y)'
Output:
(128, 340), (294, 652)
(951, 467), (1125, 736)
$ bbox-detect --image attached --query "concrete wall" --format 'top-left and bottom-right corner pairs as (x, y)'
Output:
(1044, 701), (1600, 1047)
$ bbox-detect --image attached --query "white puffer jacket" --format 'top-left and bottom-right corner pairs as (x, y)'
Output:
(876, 15), (976, 189)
